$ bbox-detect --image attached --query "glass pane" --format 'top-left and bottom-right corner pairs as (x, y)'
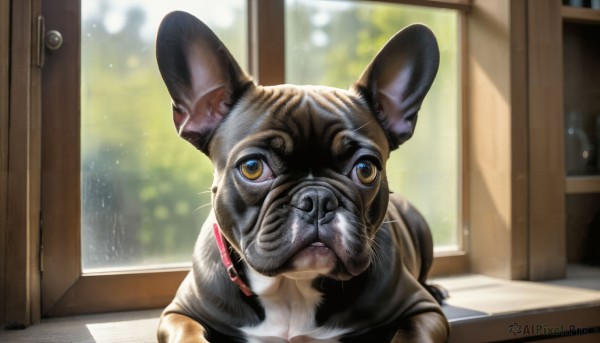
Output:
(285, 0), (460, 250)
(563, 23), (600, 177)
(81, 0), (247, 271)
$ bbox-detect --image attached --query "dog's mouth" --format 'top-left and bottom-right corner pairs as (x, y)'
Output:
(281, 241), (339, 280)
(244, 184), (375, 280)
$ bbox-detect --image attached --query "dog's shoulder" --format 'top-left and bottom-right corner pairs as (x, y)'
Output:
(385, 193), (434, 283)
(387, 194), (428, 231)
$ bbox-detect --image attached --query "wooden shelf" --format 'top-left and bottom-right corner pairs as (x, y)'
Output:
(562, 6), (600, 24)
(566, 175), (600, 194)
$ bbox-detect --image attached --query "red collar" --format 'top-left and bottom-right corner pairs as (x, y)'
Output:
(212, 223), (254, 297)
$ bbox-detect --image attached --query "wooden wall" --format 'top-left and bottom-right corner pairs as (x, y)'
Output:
(526, 0), (566, 280)
(466, 0), (566, 280)
(466, 0), (528, 279)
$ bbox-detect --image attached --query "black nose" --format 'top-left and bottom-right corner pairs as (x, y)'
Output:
(291, 186), (338, 221)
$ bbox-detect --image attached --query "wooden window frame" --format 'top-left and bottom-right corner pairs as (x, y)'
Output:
(39, 0), (471, 318)
(0, 0), (11, 328)
(2, 0), (43, 328)
(39, 0), (471, 317)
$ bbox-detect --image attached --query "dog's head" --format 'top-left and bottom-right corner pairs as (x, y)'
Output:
(156, 11), (438, 281)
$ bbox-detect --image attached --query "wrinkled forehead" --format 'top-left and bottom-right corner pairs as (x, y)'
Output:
(229, 84), (381, 137)
(242, 84), (367, 121)
(210, 84), (389, 165)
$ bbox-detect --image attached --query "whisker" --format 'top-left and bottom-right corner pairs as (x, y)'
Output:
(382, 219), (402, 225)
(353, 120), (373, 132)
(193, 202), (213, 213)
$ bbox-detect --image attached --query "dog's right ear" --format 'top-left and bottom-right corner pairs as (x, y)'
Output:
(156, 11), (252, 154)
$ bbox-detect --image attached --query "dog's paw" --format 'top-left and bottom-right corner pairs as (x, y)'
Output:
(425, 283), (449, 305)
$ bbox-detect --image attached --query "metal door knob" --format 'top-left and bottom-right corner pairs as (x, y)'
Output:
(45, 30), (63, 50)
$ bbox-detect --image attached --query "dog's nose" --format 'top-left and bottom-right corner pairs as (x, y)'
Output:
(291, 186), (338, 220)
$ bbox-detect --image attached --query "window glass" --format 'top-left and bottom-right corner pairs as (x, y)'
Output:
(285, 0), (460, 250)
(81, 0), (247, 271)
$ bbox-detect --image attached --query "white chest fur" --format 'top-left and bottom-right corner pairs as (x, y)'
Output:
(241, 269), (349, 343)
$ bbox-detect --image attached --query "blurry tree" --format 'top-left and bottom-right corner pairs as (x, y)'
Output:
(81, 2), (217, 269)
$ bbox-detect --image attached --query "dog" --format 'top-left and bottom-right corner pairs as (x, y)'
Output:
(155, 11), (449, 343)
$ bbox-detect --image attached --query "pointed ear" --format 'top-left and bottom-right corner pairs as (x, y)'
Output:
(156, 11), (252, 153)
(354, 24), (439, 150)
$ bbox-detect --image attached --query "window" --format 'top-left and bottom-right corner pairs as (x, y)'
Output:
(80, 0), (461, 273)
(80, 0), (247, 272)
(40, 0), (467, 316)
(81, 0), (247, 272)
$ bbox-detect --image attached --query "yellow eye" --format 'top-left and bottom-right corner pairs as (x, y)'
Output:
(354, 160), (378, 185)
(240, 159), (266, 181)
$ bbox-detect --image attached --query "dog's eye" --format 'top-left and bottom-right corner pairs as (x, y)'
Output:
(239, 159), (272, 182)
(353, 160), (378, 185)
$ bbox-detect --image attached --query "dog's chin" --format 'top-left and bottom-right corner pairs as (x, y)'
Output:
(247, 250), (362, 282)
(281, 242), (338, 280)
(275, 242), (371, 282)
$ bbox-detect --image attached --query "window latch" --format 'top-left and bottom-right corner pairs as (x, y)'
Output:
(36, 15), (64, 68)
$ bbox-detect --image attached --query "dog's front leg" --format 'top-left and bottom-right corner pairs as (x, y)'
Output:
(157, 312), (209, 343)
(392, 311), (449, 343)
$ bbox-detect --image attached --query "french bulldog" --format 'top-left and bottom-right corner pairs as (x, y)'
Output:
(155, 10), (449, 343)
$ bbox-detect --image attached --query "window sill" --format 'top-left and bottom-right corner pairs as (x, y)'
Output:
(0, 309), (162, 342)
(439, 264), (600, 342)
(2, 267), (599, 342)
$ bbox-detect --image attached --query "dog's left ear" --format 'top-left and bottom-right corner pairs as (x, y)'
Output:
(354, 24), (439, 150)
